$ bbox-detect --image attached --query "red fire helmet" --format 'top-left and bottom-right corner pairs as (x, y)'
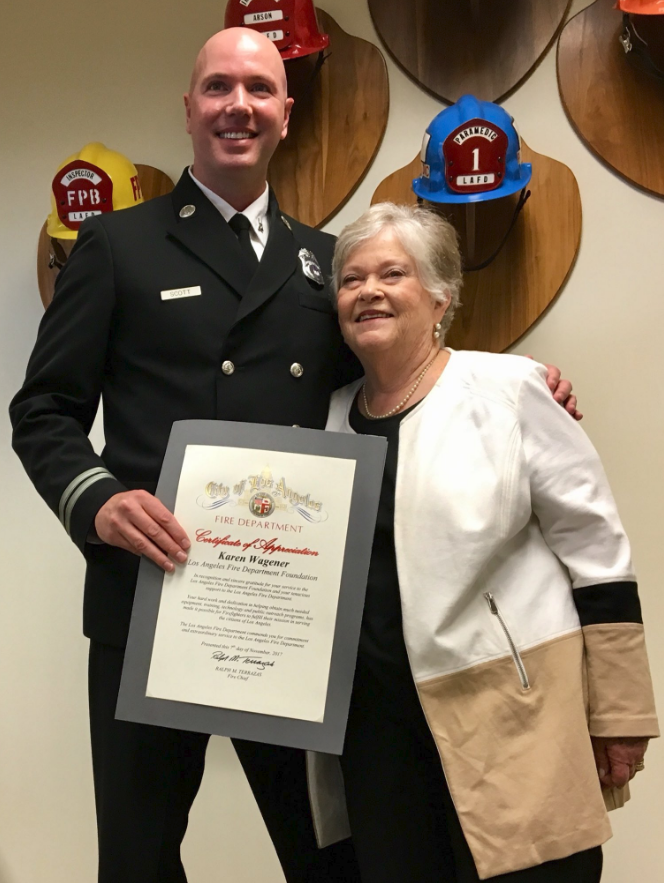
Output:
(224, 0), (329, 60)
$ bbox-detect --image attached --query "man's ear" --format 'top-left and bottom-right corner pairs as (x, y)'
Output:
(184, 94), (192, 134)
(281, 97), (295, 141)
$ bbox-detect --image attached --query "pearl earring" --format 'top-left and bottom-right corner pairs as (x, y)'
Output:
(433, 322), (442, 340)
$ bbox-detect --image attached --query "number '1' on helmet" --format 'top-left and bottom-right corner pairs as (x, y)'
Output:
(47, 142), (144, 240)
(412, 95), (532, 204)
(224, 0), (329, 60)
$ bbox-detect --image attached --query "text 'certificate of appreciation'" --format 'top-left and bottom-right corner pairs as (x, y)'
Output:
(146, 444), (356, 723)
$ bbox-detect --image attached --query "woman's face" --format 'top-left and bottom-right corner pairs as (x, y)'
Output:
(336, 230), (448, 360)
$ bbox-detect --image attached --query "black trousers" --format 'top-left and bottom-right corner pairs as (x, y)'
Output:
(339, 679), (603, 883)
(88, 641), (361, 883)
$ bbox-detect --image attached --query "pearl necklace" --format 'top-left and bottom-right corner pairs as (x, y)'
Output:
(362, 352), (439, 420)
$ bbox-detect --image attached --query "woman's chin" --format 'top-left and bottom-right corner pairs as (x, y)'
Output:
(345, 328), (395, 356)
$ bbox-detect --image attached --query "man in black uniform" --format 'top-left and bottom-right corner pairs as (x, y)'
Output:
(10, 25), (576, 883)
(10, 27), (360, 883)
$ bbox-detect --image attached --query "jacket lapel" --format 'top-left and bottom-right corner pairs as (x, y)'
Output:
(165, 170), (253, 297)
(233, 192), (299, 325)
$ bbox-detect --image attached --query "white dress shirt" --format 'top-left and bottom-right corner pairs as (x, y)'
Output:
(188, 168), (270, 261)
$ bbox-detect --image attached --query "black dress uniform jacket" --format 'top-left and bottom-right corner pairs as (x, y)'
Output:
(10, 170), (358, 648)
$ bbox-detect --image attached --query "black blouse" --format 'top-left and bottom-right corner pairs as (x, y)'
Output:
(348, 395), (426, 721)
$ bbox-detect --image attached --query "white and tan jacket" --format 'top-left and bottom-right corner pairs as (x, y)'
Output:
(315, 350), (658, 879)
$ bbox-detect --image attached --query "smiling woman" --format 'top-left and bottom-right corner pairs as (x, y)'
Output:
(320, 203), (659, 882)
(333, 202), (462, 336)
(332, 203), (462, 419)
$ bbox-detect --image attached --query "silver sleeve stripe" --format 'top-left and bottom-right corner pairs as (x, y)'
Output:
(63, 471), (116, 537)
(58, 467), (115, 534)
(58, 467), (111, 522)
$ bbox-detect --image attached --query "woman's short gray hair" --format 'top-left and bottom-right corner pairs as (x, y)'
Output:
(332, 202), (463, 339)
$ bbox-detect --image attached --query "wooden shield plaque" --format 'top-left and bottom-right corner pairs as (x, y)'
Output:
(558, 0), (664, 198)
(368, 0), (570, 103)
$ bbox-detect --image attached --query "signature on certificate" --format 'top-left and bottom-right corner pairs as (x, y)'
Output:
(211, 651), (276, 670)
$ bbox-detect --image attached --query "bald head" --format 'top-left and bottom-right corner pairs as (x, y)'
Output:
(189, 28), (287, 96)
(184, 25), (294, 208)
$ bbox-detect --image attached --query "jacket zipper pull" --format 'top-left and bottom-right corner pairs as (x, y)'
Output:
(483, 592), (531, 691)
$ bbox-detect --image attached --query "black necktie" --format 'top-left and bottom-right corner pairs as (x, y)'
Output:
(229, 213), (259, 271)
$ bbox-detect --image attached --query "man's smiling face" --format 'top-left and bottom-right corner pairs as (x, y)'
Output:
(185, 29), (293, 188)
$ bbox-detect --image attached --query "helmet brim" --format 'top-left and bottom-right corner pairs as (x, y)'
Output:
(412, 164), (532, 204)
(618, 0), (664, 13)
(282, 35), (329, 60)
(45, 222), (78, 240)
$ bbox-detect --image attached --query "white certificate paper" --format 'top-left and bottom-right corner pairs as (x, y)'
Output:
(146, 445), (356, 723)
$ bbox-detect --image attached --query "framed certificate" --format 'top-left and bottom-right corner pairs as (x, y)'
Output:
(116, 420), (386, 754)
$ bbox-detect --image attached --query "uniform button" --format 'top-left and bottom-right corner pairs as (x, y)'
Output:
(222, 360), (235, 375)
(290, 363), (304, 378)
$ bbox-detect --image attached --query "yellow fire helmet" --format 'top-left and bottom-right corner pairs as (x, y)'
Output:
(47, 142), (144, 240)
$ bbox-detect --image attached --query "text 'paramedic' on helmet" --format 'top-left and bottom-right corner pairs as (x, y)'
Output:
(224, 0), (329, 60)
(47, 142), (144, 240)
(617, 0), (664, 14)
(412, 95), (532, 204)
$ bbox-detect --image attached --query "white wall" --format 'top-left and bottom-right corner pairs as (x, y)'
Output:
(0, 1), (661, 880)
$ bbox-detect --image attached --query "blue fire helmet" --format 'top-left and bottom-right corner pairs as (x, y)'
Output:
(412, 95), (532, 204)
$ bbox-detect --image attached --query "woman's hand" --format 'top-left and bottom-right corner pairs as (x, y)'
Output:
(591, 736), (649, 788)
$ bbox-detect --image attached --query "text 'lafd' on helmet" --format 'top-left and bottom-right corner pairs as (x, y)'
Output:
(412, 95), (532, 204)
(617, 0), (664, 13)
(224, 0), (329, 60)
(47, 142), (144, 240)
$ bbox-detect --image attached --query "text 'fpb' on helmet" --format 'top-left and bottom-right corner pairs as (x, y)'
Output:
(224, 0), (329, 60)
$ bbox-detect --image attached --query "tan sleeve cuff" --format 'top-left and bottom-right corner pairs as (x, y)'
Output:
(588, 716), (660, 739)
(583, 622), (659, 738)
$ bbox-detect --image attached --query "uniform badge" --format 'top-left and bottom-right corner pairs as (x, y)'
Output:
(298, 248), (324, 286)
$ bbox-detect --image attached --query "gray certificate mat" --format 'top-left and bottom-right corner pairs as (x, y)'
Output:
(116, 420), (386, 755)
